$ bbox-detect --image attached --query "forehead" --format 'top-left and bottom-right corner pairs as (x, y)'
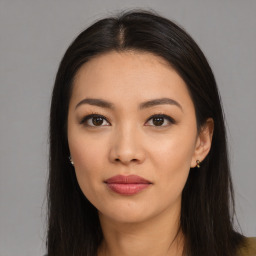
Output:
(70, 51), (193, 111)
(74, 50), (172, 83)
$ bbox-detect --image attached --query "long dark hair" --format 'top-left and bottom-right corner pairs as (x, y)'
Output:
(47, 9), (245, 256)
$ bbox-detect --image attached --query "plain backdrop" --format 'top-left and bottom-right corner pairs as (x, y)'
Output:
(0, 0), (255, 255)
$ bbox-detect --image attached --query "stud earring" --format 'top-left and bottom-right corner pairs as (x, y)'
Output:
(69, 156), (74, 165)
(196, 160), (201, 168)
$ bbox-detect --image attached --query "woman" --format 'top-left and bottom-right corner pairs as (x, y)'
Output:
(46, 9), (256, 256)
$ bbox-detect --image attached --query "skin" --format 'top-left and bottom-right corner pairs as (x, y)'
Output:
(67, 51), (214, 256)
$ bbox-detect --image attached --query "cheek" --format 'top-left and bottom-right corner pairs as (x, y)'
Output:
(151, 131), (196, 169)
(69, 129), (106, 170)
(150, 131), (196, 194)
(69, 136), (107, 197)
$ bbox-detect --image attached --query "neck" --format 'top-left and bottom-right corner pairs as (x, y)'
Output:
(97, 202), (184, 256)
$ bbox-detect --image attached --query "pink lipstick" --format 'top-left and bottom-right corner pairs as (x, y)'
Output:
(104, 175), (152, 195)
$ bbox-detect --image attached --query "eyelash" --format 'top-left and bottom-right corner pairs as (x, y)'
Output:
(80, 112), (176, 128)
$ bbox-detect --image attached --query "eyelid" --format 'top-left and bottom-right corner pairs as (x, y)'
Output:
(145, 113), (176, 127)
(79, 112), (176, 127)
(79, 112), (111, 126)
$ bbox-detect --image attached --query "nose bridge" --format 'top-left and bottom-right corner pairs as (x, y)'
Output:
(110, 121), (144, 164)
(115, 121), (138, 151)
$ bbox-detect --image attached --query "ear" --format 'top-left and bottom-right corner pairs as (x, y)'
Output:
(190, 118), (214, 168)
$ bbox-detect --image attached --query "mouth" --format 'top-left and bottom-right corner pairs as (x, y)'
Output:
(104, 175), (152, 195)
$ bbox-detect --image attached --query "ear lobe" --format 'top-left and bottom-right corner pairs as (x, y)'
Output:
(191, 118), (214, 168)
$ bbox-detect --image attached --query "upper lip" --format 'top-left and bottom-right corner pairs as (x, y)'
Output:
(104, 175), (152, 184)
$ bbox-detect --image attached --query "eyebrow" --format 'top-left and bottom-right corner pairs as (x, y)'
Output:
(75, 97), (183, 111)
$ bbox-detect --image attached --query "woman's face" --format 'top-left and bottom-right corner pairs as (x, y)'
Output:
(68, 51), (203, 224)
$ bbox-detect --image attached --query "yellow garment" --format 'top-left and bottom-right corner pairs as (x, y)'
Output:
(238, 237), (256, 256)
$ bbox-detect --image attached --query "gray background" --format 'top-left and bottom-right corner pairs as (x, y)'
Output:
(0, 0), (255, 255)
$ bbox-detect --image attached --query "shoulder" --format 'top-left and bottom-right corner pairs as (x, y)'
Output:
(237, 237), (256, 256)
(42, 238), (256, 256)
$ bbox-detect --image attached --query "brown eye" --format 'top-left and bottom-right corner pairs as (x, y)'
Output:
(152, 117), (164, 126)
(92, 117), (104, 126)
(146, 114), (175, 127)
(80, 114), (110, 127)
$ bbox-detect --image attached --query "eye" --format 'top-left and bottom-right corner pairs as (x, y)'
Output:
(80, 113), (175, 127)
(145, 114), (175, 127)
(80, 114), (110, 127)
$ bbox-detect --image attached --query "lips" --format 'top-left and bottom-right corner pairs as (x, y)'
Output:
(104, 175), (152, 195)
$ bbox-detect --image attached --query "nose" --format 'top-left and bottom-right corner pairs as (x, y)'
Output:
(109, 125), (146, 166)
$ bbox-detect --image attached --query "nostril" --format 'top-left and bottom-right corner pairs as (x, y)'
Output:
(114, 158), (138, 164)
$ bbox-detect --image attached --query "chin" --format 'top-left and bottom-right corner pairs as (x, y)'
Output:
(100, 211), (151, 224)
(97, 201), (156, 225)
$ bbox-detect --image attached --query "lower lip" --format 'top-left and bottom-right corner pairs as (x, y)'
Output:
(106, 183), (151, 195)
